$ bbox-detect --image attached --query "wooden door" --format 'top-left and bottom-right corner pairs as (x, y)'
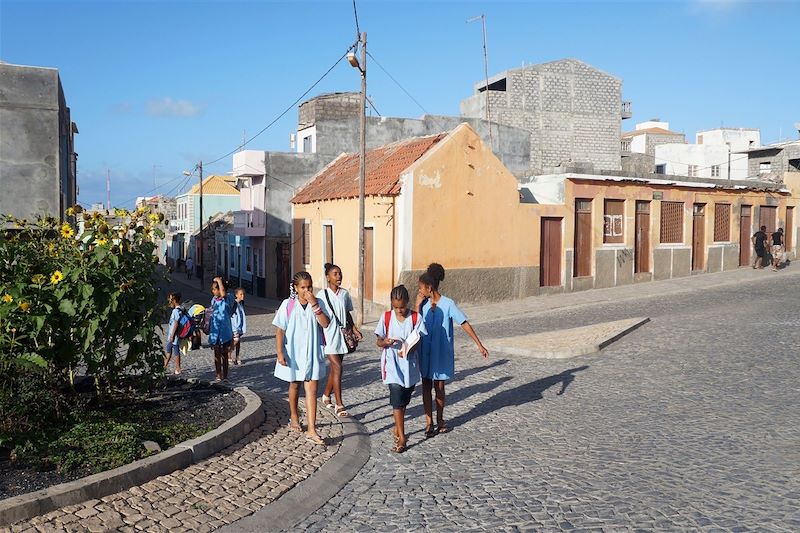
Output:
(634, 201), (650, 273)
(786, 207), (794, 252)
(277, 242), (290, 298)
(363, 227), (374, 301)
(324, 225), (334, 265)
(760, 205), (777, 233)
(574, 199), (592, 277)
(540, 217), (562, 287)
(692, 203), (706, 271)
(739, 205), (751, 266)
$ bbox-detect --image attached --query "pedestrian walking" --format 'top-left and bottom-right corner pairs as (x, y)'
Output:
(752, 226), (768, 269)
(416, 263), (488, 437)
(319, 263), (363, 418)
(273, 271), (331, 446)
(375, 285), (426, 453)
(771, 228), (785, 271)
(229, 287), (247, 365)
(164, 292), (187, 375)
(185, 256), (194, 280)
(208, 276), (235, 382)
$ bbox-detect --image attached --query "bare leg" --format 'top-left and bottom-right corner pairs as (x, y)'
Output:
(288, 382), (301, 430)
(175, 354), (181, 374)
(330, 355), (344, 407)
(220, 346), (229, 379)
(213, 347), (222, 380)
(422, 378), (434, 434)
(304, 380), (320, 438)
(324, 355), (337, 400)
(434, 380), (447, 431)
(234, 338), (241, 363)
(393, 407), (406, 448)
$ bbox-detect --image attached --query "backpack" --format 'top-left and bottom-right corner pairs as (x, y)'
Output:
(176, 308), (195, 339)
(384, 311), (418, 335)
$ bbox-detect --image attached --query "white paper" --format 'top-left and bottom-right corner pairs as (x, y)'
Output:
(401, 329), (421, 356)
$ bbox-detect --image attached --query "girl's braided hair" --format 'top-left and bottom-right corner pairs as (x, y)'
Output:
(324, 263), (340, 276)
(418, 262), (445, 291)
(289, 271), (312, 299)
(390, 284), (410, 304)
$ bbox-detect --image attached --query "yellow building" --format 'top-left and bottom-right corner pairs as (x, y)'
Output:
(292, 123), (800, 307)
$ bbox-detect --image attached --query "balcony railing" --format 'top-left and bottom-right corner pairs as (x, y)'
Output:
(621, 139), (632, 154)
(621, 101), (632, 119)
(233, 210), (266, 234)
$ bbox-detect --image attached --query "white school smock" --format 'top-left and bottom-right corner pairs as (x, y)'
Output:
(317, 287), (353, 355)
(272, 297), (329, 382)
(374, 311), (427, 388)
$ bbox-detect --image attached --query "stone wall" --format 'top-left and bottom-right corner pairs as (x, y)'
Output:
(397, 266), (540, 305)
(298, 92), (361, 130)
(462, 59), (624, 175)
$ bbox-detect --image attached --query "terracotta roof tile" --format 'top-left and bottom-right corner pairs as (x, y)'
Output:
(291, 134), (446, 204)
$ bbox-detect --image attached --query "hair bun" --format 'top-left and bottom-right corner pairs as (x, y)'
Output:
(426, 262), (445, 283)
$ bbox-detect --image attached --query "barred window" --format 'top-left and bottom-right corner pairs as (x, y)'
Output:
(713, 204), (731, 241)
(660, 202), (684, 243)
(603, 199), (624, 244)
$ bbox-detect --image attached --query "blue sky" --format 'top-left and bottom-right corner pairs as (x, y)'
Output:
(2, 0), (798, 208)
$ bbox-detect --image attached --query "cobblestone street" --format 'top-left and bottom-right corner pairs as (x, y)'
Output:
(183, 269), (800, 532)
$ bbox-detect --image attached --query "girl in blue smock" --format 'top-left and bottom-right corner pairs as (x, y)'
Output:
(375, 285), (427, 453)
(209, 277), (235, 382)
(273, 271), (331, 446)
(417, 263), (488, 437)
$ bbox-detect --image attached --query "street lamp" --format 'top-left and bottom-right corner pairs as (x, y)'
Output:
(349, 32), (367, 326)
(183, 161), (204, 287)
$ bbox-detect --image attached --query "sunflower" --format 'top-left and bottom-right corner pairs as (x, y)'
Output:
(47, 242), (57, 255)
(1, 294), (12, 304)
(50, 270), (64, 285)
(148, 213), (159, 224)
(31, 274), (46, 285)
(60, 223), (75, 239)
(65, 207), (75, 217)
(95, 237), (108, 246)
(18, 301), (30, 313)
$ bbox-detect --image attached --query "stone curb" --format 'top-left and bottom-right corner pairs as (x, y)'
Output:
(0, 385), (264, 527)
(485, 317), (651, 359)
(220, 413), (371, 533)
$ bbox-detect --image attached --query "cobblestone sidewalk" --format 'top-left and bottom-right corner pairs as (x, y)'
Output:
(5, 393), (342, 533)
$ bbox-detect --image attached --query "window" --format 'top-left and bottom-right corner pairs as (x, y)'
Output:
(603, 200), (624, 244)
(711, 165), (720, 177)
(323, 224), (334, 265)
(302, 222), (311, 265)
(687, 165), (698, 177)
(660, 201), (684, 243)
(303, 136), (312, 153)
(246, 246), (251, 272)
(230, 245), (235, 269)
(759, 161), (772, 174)
(713, 203), (730, 241)
(655, 164), (666, 175)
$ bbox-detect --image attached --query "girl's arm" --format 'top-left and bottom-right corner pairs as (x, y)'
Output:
(307, 292), (331, 328)
(215, 276), (226, 298)
(376, 336), (395, 349)
(461, 321), (489, 359)
(275, 328), (287, 366)
(348, 312), (364, 340)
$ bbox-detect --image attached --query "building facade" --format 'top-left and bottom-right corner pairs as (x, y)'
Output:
(745, 140), (800, 182)
(655, 128), (761, 180)
(0, 62), (78, 222)
(460, 58), (631, 175)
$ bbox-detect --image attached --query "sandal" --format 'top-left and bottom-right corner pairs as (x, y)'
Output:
(424, 426), (437, 439)
(287, 422), (303, 433)
(322, 395), (334, 409)
(391, 443), (407, 453)
(437, 424), (450, 434)
(306, 434), (326, 446)
(335, 405), (350, 418)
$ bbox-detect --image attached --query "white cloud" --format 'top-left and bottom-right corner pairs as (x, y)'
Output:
(145, 97), (205, 118)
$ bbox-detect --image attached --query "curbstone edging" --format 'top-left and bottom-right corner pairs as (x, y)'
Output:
(0, 384), (264, 527)
(220, 413), (371, 533)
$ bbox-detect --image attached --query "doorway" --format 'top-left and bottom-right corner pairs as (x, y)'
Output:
(739, 205), (751, 266)
(540, 217), (563, 287)
(692, 203), (706, 271)
(574, 199), (592, 277)
(634, 201), (650, 273)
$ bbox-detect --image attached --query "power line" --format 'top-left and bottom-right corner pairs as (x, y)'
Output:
(115, 172), (187, 207)
(352, 0), (361, 38)
(203, 44), (357, 167)
(366, 51), (434, 119)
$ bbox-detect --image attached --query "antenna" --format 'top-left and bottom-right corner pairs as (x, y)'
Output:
(240, 129), (247, 152)
(106, 169), (111, 210)
(468, 14), (492, 148)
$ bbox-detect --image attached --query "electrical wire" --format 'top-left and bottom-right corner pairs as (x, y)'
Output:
(352, 0), (361, 38)
(114, 172), (188, 208)
(202, 44), (357, 167)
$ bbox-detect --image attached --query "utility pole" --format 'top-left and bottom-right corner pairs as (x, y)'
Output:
(198, 161), (204, 288)
(357, 31), (367, 326)
(468, 14), (492, 147)
(727, 143), (732, 184)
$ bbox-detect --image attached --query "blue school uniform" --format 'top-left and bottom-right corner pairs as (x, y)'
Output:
(165, 307), (182, 355)
(374, 311), (427, 388)
(272, 297), (329, 382)
(231, 301), (247, 335)
(208, 294), (235, 345)
(420, 295), (467, 381)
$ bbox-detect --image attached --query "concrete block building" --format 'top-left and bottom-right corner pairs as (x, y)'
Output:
(744, 139), (800, 182)
(0, 62), (78, 222)
(460, 58), (631, 175)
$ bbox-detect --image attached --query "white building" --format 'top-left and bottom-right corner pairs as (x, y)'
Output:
(655, 128), (761, 180)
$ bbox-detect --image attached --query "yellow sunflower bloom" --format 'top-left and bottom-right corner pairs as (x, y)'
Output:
(18, 301), (30, 313)
(1, 294), (12, 304)
(31, 274), (46, 285)
(148, 213), (159, 224)
(60, 223), (75, 239)
(50, 270), (64, 285)
(95, 237), (108, 246)
(65, 207), (75, 217)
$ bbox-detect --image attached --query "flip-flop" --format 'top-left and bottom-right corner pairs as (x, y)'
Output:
(322, 395), (335, 409)
(335, 406), (350, 418)
(391, 443), (407, 454)
(306, 434), (326, 446)
(287, 422), (303, 433)
(437, 425), (450, 434)
(424, 426), (437, 439)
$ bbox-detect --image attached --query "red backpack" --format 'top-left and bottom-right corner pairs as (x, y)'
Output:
(383, 311), (418, 335)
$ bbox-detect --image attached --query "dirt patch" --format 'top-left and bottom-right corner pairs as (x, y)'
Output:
(0, 380), (244, 500)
